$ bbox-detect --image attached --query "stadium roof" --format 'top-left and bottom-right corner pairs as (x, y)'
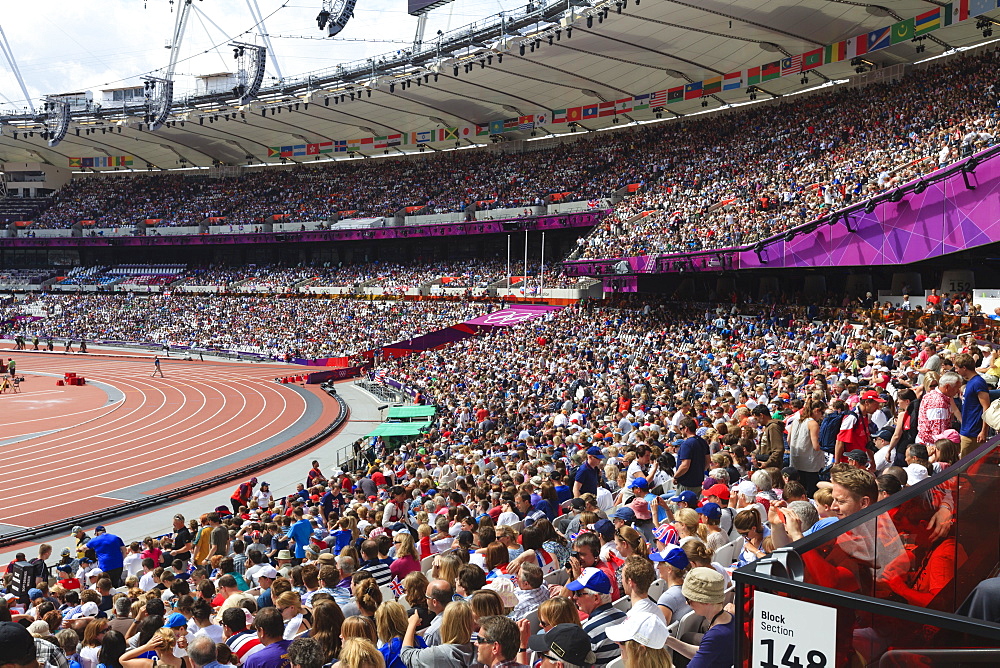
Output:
(1, 0), (996, 172)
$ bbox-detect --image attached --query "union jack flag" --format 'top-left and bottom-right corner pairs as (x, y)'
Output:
(653, 525), (679, 545)
(587, 199), (600, 209)
(389, 578), (405, 597)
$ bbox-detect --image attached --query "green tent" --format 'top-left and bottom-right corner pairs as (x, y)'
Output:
(386, 405), (437, 420)
(364, 421), (431, 438)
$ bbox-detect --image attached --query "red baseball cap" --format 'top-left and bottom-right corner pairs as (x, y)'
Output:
(705, 483), (731, 500)
(859, 389), (886, 403)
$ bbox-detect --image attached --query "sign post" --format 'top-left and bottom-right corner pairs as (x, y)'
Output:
(752, 591), (837, 668)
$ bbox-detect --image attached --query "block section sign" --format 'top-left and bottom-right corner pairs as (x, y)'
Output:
(752, 591), (836, 668)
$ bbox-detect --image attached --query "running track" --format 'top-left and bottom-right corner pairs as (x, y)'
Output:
(0, 349), (340, 531)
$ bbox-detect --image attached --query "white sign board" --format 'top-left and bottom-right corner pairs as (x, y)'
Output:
(752, 591), (837, 668)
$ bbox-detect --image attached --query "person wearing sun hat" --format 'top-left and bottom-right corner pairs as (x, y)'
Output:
(664, 567), (734, 667)
(525, 623), (597, 668)
(604, 612), (672, 668)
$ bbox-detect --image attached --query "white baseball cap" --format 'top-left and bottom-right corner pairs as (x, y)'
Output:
(605, 612), (670, 649)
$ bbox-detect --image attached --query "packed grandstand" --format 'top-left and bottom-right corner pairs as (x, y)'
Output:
(6, 1), (1000, 667)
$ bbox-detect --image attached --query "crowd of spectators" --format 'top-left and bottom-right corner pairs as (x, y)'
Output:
(5, 292), (993, 668)
(1, 294), (491, 360)
(22, 50), (1000, 270)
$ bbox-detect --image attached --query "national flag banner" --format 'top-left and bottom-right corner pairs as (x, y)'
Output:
(359, 137), (374, 146)
(346, 139), (361, 152)
(615, 98), (633, 113)
(598, 101), (616, 117)
(292, 145), (306, 156)
(825, 41), (847, 63)
(488, 120), (505, 135)
(316, 142), (333, 153)
(552, 109), (567, 123)
(267, 147), (280, 157)
(952, 0), (970, 23)
(440, 127), (458, 141)
(587, 199), (600, 209)
(845, 34), (867, 58)
(582, 105), (599, 119)
(535, 113), (548, 125)
(702, 76), (722, 95)
(684, 81), (703, 100)
(649, 90), (667, 107)
(970, 0), (994, 16)
(281, 146), (294, 157)
(666, 86), (683, 104)
(81, 157), (94, 167)
(566, 107), (583, 122)
(374, 136), (388, 149)
(747, 66), (761, 86)
(69, 157), (82, 168)
(386, 134), (403, 146)
(518, 115), (534, 130)
(801, 48), (823, 71)
(458, 125), (475, 138)
(723, 72), (743, 91)
(632, 93), (650, 110)
(868, 26), (890, 51)
(306, 143), (320, 155)
(475, 124), (490, 136)
(652, 525), (679, 545)
(503, 117), (519, 129)
(333, 140), (347, 152)
(781, 55), (802, 76)
(891, 18), (914, 44)
(389, 578), (405, 597)
(915, 8), (942, 34)
(761, 61), (781, 81)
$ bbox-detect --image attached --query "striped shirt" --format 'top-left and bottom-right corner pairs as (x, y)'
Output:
(582, 603), (627, 667)
(226, 629), (264, 662)
(360, 558), (394, 587)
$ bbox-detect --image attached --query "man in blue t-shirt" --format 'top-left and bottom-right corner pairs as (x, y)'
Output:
(955, 353), (991, 458)
(86, 526), (126, 587)
(672, 417), (711, 497)
(573, 446), (605, 497)
(284, 507), (313, 562)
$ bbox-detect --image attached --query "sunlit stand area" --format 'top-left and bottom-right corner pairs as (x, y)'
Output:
(735, 437), (1000, 667)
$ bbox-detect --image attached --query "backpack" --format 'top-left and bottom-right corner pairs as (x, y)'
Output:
(818, 409), (850, 454)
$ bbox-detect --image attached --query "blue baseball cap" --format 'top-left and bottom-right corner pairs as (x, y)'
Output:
(650, 546), (690, 569)
(27, 588), (43, 601)
(629, 477), (649, 490)
(611, 507), (636, 522)
(669, 490), (699, 505)
(696, 502), (722, 521)
(165, 613), (188, 629)
(566, 567), (613, 595)
(586, 446), (605, 459)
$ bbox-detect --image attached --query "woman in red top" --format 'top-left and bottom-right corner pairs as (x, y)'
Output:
(390, 533), (421, 580)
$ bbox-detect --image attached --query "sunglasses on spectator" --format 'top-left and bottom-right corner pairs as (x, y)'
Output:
(476, 637), (496, 645)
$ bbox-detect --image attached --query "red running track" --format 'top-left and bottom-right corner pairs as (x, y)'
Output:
(0, 349), (339, 529)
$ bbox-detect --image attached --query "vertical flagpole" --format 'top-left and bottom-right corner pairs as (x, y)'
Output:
(540, 232), (545, 295)
(523, 231), (529, 298)
(506, 235), (511, 297)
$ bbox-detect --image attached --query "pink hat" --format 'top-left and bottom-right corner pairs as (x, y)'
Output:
(628, 498), (652, 520)
(934, 429), (961, 444)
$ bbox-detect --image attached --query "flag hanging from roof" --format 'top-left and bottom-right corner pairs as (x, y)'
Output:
(458, 126), (476, 138)
(439, 127), (458, 141)
(703, 77), (722, 95)
(615, 98), (633, 113)
(598, 101), (616, 117)
(552, 109), (567, 123)
(566, 107), (583, 122)
(582, 105), (599, 119)
(346, 139), (361, 152)
(684, 81), (702, 100)
(649, 90), (667, 108)
(476, 124), (489, 136)
(503, 118), (519, 129)
(747, 66), (761, 86)
(801, 48), (823, 71)
(267, 147), (281, 158)
(667, 87), (683, 104)
(518, 116), (534, 130)
(845, 34), (867, 58)
(535, 112), (548, 125)
(280, 146), (293, 157)
(387, 134), (404, 146)
(723, 72), (743, 91)
(69, 157), (82, 168)
(825, 41), (847, 63)
(373, 136), (388, 149)
(333, 140), (347, 152)
(915, 8), (942, 34)
(761, 61), (781, 81)
(632, 93), (650, 110)
(891, 18), (914, 44)
(781, 55), (802, 76)
(412, 130), (434, 144)
(488, 120), (505, 135)
(868, 26), (890, 51)
(970, 0), (994, 16)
